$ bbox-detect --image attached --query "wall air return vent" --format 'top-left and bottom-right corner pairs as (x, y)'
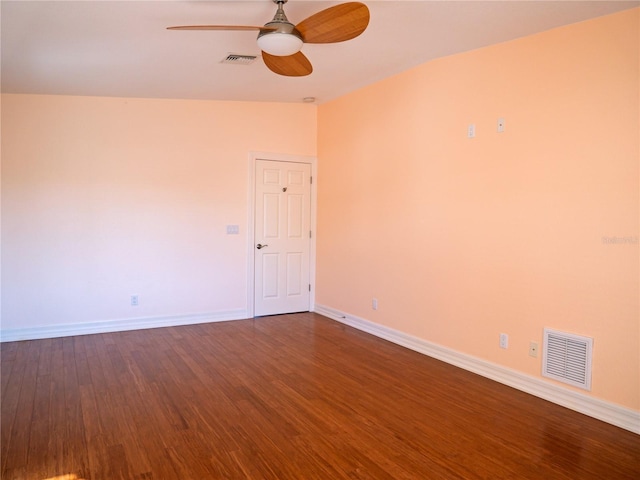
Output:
(542, 328), (593, 391)
(221, 54), (257, 65)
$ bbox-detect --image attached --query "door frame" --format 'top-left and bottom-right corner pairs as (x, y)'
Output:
(247, 151), (317, 318)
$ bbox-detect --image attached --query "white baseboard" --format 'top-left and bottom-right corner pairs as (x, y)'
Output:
(0, 309), (248, 343)
(313, 304), (640, 435)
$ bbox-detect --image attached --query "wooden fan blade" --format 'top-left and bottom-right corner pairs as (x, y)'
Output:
(167, 25), (277, 31)
(262, 51), (312, 77)
(295, 2), (369, 44)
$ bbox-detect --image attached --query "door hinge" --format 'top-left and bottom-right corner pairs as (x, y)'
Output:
(309, 284), (311, 292)
(310, 176), (313, 185)
(309, 230), (312, 239)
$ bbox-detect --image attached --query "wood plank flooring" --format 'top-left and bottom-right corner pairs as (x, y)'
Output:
(1, 312), (639, 479)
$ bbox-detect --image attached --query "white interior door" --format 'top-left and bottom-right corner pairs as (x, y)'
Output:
(254, 159), (311, 316)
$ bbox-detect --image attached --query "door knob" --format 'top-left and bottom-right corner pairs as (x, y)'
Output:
(256, 244), (268, 250)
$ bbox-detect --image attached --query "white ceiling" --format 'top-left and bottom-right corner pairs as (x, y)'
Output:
(2, 0), (638, 104)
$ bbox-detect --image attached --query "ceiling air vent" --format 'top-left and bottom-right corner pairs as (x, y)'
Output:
(542, 328), (593, 390)
(221, 54), (257, 65)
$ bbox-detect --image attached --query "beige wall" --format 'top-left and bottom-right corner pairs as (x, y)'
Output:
(316, 9), (639, 409)
(1, 95), (316, 330)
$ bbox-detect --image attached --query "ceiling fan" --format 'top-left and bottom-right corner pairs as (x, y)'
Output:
(167, 0), (370, 77)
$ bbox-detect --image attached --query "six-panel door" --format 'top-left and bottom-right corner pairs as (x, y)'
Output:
(254, 159), (311, 316)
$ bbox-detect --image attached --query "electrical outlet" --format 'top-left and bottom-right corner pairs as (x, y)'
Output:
(131, 295), (139, 306)
(499, 333), (508, 349)
(372, 298), (378, 310)
(529, 341), (538, 357)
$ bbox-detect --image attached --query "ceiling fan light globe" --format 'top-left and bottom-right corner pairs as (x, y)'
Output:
(257, 32), (303, 56)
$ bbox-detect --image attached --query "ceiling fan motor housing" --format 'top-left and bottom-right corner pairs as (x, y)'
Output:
(257, 1), (304, 56)
(258, 20), (301, 39)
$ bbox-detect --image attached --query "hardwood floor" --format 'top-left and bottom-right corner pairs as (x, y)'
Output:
(1, 312), (639, 479)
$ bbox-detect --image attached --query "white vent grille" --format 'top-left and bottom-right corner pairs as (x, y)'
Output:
(542, 328), (593, 390)
(221, 54), (257, 65)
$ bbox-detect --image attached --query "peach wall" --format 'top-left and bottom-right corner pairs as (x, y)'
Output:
(1, 94), (316, 331)
(317, 9), (639, 409)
